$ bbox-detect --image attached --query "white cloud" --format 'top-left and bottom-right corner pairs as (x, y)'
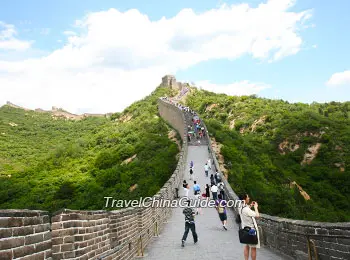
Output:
(196, 80), (271, 96)
(0, 0), (312, 113)
(63, 30), (76, 36)
(326, 70), (350, 87)
(40, 28), (51, 35)
(0, 21), (32, 50)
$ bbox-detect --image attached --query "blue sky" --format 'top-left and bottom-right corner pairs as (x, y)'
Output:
(0, 0), (349, 113)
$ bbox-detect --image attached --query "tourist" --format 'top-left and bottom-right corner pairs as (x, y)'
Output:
(215, 171), (222, 184)
(239, 194), (260, 260)
(183, 183), (190, 198)
(189, 167), (194, 180)
(207, 158), (212, 170)
(210, 174), (215, 186)
(204, 163), (209, 177)
(193, 181), (201, 196)
(215, 194), (228, 230)
(181, 199), (198, 247)
(210, 184), (218, 200)
(205, 184), (210, 200)
(195, 193), (202, 215)
(218, 181), (225, 200)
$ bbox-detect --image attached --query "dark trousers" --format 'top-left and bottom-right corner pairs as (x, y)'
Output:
(182, 222), (198, 242)
(220, 190), (225, 200)
(212, 192), (218, 200)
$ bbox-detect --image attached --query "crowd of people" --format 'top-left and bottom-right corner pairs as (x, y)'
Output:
(160, 96), (261, 260)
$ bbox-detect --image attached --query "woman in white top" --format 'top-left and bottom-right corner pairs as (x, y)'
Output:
(239, 194), (260, 260)
(183, 183), (190, 198)
(207, 158), (212, 170)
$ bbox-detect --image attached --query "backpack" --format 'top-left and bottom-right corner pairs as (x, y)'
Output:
(194, 185), (200, 192)
(190, 168), (193, 174)
(217, 200), (225, 214)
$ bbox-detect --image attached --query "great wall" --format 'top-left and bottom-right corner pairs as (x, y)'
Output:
(4, 102), (111, 120)
(0, 76), (349, 260)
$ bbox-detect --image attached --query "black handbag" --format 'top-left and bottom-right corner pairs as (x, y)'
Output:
(238, 226), (258, 245)
(238, 207), (258, 245)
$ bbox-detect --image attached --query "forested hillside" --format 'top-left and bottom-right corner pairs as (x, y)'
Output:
(0, 86), (179, 212)
(185, 89), (350, 222)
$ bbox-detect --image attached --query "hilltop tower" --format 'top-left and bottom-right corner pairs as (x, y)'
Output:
(162, 75), (178, 89)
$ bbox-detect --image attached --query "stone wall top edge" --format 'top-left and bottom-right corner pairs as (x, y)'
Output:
(260, 214), (350, 227)
(0, 209), (49, 217)
(52, 208), (108, 216)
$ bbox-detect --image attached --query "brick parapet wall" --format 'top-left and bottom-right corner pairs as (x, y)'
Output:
(201, 118), (350, 260)
(0, 98), (188, 260)
(0, 210), (52, 260)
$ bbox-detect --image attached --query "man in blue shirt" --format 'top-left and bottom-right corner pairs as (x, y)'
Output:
(193, 181), (200, 195)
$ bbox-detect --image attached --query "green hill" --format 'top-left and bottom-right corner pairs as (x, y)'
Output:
(0, 86), (179, 212)
(184, 89), (350, 222)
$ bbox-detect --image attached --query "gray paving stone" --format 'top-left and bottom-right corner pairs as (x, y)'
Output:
(143, 146), (292, 260)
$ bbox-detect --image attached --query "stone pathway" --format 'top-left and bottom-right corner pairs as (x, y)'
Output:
(143, 146), (292, 260)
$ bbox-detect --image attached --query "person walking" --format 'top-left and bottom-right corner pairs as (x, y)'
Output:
(183, 183), (190, 198)
(215, 194), (228, 230)
(183, 180), (187, 189)
(210, 184), (218, 200)
(190, 160), (194, 168)
(210, 174), (215, 186)
(195, 193), (202, 215)
(204, 163), (209, 177)
(218, 181), (225, 200)
(239, 194), (260, 260)
(189, 167), (194, 180)
(193, 181), (201, 196)
(215, 171), (222, 184)
(205, 184), (210, 200)
(181, 200), (198, 247)
(207, 158), (212, 170)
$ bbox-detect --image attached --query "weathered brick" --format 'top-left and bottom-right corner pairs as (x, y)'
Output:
(43, 231), (51, 241)
(62, 236), (74, 243)
(75, 248), (88, 257)
(25, 233), (43, 245)
(0, 228), (12, 239)
(52, 253), (64, 260)
(19, 252), (45, 260)
(23, 217), (42, 226)
(0, 237), (25, 250)
(0, 250), (13, 260)
(34, 224), (50, 234)
(61, 243), (74, 252)
(52, 228), (76, 237)
(13, 245), (36, 258)
(77, 255), (89, 260)
(75, 241), (88, 249)
(87, 251), (96, 258)
(51, 222), (62, 230)
(7, 217), (24, 227)
(12, 226), (34, 236)
(35, 240), (52, 252)
(51, 237), (63, 245)
(61, 214), (80, 221)
(63, 221), (83, 229)
(63, 251), (75, 258)
(45, 250), (52, 258)
(52, 245), (60, 253)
